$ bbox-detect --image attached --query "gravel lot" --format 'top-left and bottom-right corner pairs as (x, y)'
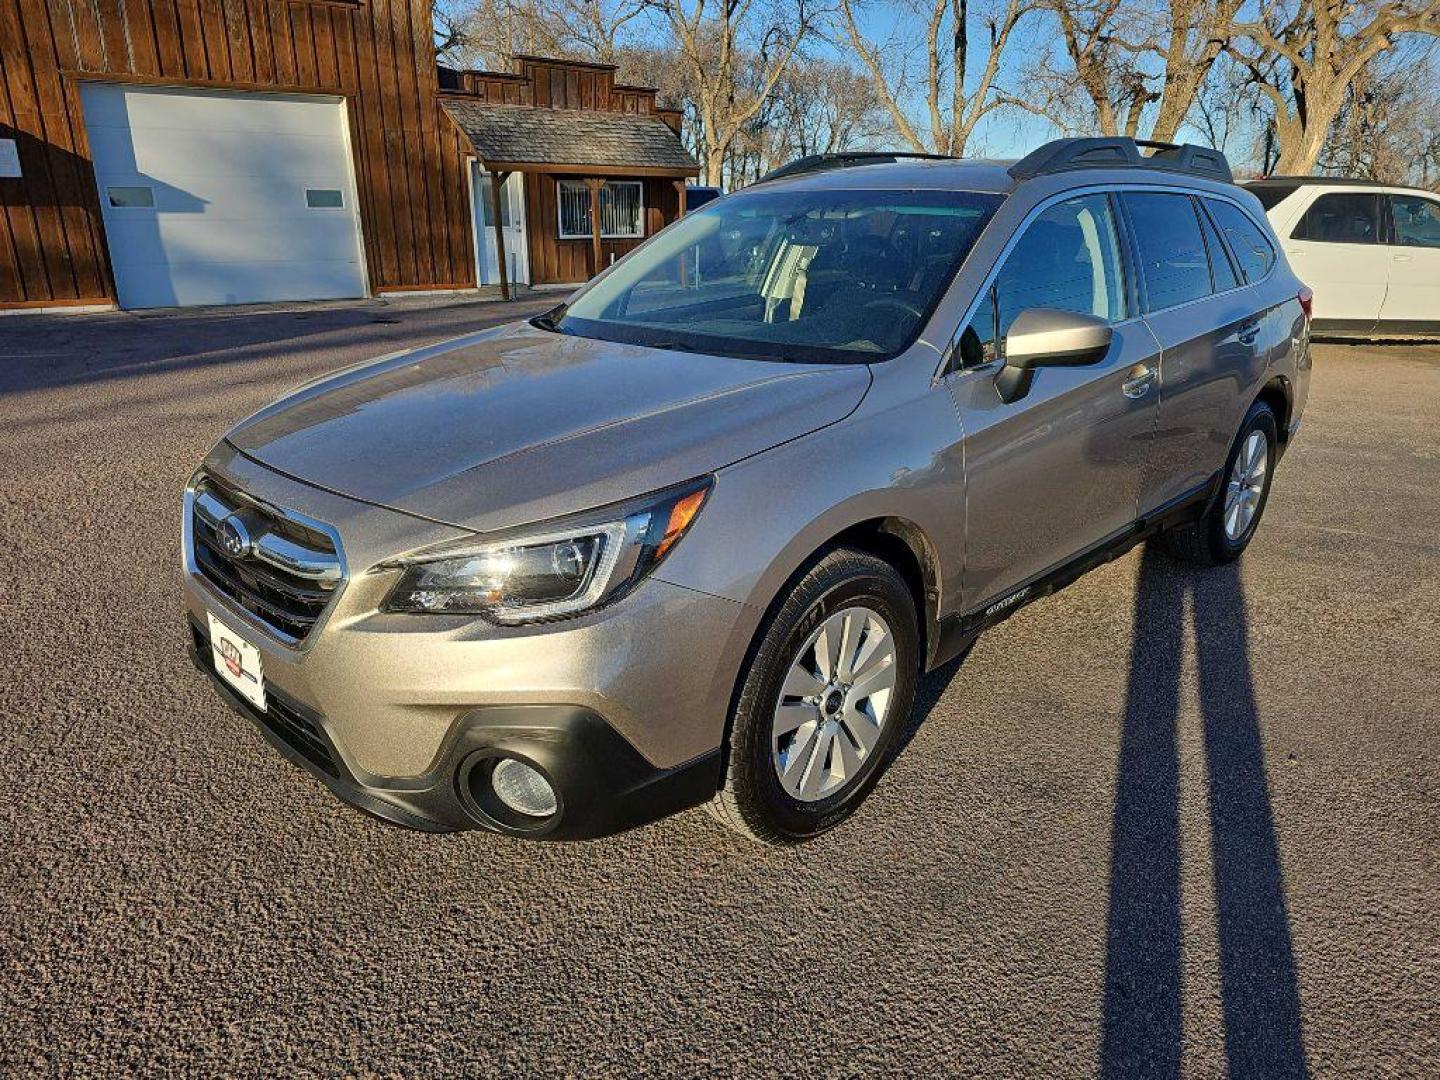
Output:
(1, 301), (1436, 1077)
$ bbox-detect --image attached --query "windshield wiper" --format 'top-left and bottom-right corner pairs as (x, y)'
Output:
(644, 339), (704, 353)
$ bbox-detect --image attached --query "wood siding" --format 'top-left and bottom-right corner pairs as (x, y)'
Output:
(451, 57), (665, 116)
(0, 0), (475, 306)
(525, 174), (678, 285)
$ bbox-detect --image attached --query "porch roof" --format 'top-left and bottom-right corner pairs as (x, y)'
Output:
(441, 99), (698, 176)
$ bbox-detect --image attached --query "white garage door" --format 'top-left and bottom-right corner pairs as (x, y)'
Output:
(81, 84), (367, 309)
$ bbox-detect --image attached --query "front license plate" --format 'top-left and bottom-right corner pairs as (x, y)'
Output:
(207, 612), (266, 711)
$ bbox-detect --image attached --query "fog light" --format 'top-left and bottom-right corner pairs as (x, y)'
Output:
(490, 758), (558, 818)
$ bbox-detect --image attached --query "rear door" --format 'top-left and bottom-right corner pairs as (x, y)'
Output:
(1282, 191), (1390, 330)
(1123, 191), (1267, 510)
(947, 192), (1158, 607)
(1379, 192), (1440, 330)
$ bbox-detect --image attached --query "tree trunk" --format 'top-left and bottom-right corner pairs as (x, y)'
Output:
(704, 156), (725, 186)
(1274, 94), (1342, 173)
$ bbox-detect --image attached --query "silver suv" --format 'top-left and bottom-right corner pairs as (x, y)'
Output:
(182, 137), (1311, 844)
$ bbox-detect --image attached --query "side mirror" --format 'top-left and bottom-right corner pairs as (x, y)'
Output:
(996, 307), (1113, 403)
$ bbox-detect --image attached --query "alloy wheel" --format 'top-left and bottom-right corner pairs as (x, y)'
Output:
(1224, 430), (1269, 540)
(772, 606), (897, 802)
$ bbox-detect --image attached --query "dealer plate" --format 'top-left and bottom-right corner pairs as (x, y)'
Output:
(207, 611), (266, 711)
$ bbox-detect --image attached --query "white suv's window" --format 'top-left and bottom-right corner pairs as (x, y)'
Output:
(1389, 194), (1440, 248)
(1292, 192), (1382, 244)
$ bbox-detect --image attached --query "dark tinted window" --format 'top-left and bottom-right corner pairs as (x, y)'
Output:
(1198, 202), (1241, 290)
(993, 193), (1128, 336)
(1248, 184), (1300, 210)
(952, 193), (1127, 371)
(1124, 192), (1213, 311)
(1207, 199), (1276, 282)
(1389, 193), (1440, 248)
(1293, 192), (1382, 244)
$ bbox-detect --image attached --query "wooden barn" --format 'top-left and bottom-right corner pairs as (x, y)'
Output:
(0, 0), (697, 312)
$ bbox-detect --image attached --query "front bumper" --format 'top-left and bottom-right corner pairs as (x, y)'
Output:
(181, 446), (755, 839)
(187, 616), (722, 838)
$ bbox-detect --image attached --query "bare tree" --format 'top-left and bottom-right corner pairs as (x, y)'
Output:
(1150, 0), (1247, 140)
(649, 0), (816, 185)
(1230, 0), (1440, 173)
(435, 0), (653, 71)
(1319, 38), (1440, 181)
(836, 0), (1036, 155)
(1025, 0), (1242, 142)
(1189, 51), (1271, 170)
(731, 57), (889, 181)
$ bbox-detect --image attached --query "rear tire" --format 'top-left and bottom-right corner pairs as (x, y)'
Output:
(1158, 401), (1277, 566)
(707, 548), (920, 845)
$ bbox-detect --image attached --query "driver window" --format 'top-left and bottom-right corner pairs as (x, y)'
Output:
(955, 194), (1127, 370)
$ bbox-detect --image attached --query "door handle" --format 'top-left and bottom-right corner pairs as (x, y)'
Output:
(1394, 253), (1414, 262)
(1237, 320), (1261, 345)
(1122, 364), (1156, 399)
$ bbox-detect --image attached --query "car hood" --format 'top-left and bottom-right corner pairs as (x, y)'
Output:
(227, 322), (871, 534)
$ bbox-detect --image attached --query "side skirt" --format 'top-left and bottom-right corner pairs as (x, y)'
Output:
(929, 475), (1220, 668)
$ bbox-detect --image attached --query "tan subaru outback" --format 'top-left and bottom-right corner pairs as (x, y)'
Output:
(183, 137), (1311, 843)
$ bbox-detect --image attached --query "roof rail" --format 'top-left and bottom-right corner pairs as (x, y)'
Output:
(755, 151), (954, 185)
(1244, 175), (1399, 189)
(1007, 137), (1233, 183)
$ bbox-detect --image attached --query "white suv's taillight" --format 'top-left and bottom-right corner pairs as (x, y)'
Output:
(1298, 286), (1313, 321)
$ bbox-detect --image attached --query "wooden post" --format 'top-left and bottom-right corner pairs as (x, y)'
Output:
(674, 179), (690, 287)
(490, 170), (511, 301)
(585, 177), (605, 277)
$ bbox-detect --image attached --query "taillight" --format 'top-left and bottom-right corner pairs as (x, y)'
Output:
(1298, 286), (1313, 321)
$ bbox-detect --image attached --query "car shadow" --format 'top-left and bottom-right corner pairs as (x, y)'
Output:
(1101, 546), (1307, 1078)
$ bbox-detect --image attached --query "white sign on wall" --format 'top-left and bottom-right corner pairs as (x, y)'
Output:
(0, 139), (20, 178)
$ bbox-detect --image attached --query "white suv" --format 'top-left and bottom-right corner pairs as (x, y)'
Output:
(1247, 178), (1440, 337)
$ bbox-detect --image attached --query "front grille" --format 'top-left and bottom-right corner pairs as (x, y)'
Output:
(188, 476), (343, 644)
(262, 693), (342, 778)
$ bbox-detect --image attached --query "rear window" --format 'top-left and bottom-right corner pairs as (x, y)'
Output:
(1248, 184), (1300, 211)
(1206, 199), (1276, 283)
(1197, 203), (1241, 291)
(1123, 192), (1213, 311)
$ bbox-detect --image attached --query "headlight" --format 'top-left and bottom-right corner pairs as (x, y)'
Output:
(383, 479), (711, 623)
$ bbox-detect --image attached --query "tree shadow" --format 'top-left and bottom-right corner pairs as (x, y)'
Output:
(1101, 546), (1307, 1078)
(0, 298), (555, 398)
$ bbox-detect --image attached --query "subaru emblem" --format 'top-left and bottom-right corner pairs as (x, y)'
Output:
(218, 515), (251, 559)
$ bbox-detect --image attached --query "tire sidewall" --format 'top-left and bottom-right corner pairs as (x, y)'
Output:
(1211, 402), (1278, 560)
(736, 556), (919, 840)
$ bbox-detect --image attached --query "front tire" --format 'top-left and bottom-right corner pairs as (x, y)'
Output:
(708, 548), (920, 845)
(1159, 400), (1277, 565)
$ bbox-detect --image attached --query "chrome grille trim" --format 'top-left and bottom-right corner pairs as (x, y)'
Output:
(184, 474), (347, 646)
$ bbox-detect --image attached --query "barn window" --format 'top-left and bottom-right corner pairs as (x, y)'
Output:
(305, 188), (345, 209)
(107, 186), (154, 208)
(558, 180), (644, 239)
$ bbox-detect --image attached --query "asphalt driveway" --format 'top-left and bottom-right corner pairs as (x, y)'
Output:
(1, 301), (1436, 1077)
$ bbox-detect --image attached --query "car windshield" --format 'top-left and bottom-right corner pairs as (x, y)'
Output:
(544, 188), (1003, 364)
